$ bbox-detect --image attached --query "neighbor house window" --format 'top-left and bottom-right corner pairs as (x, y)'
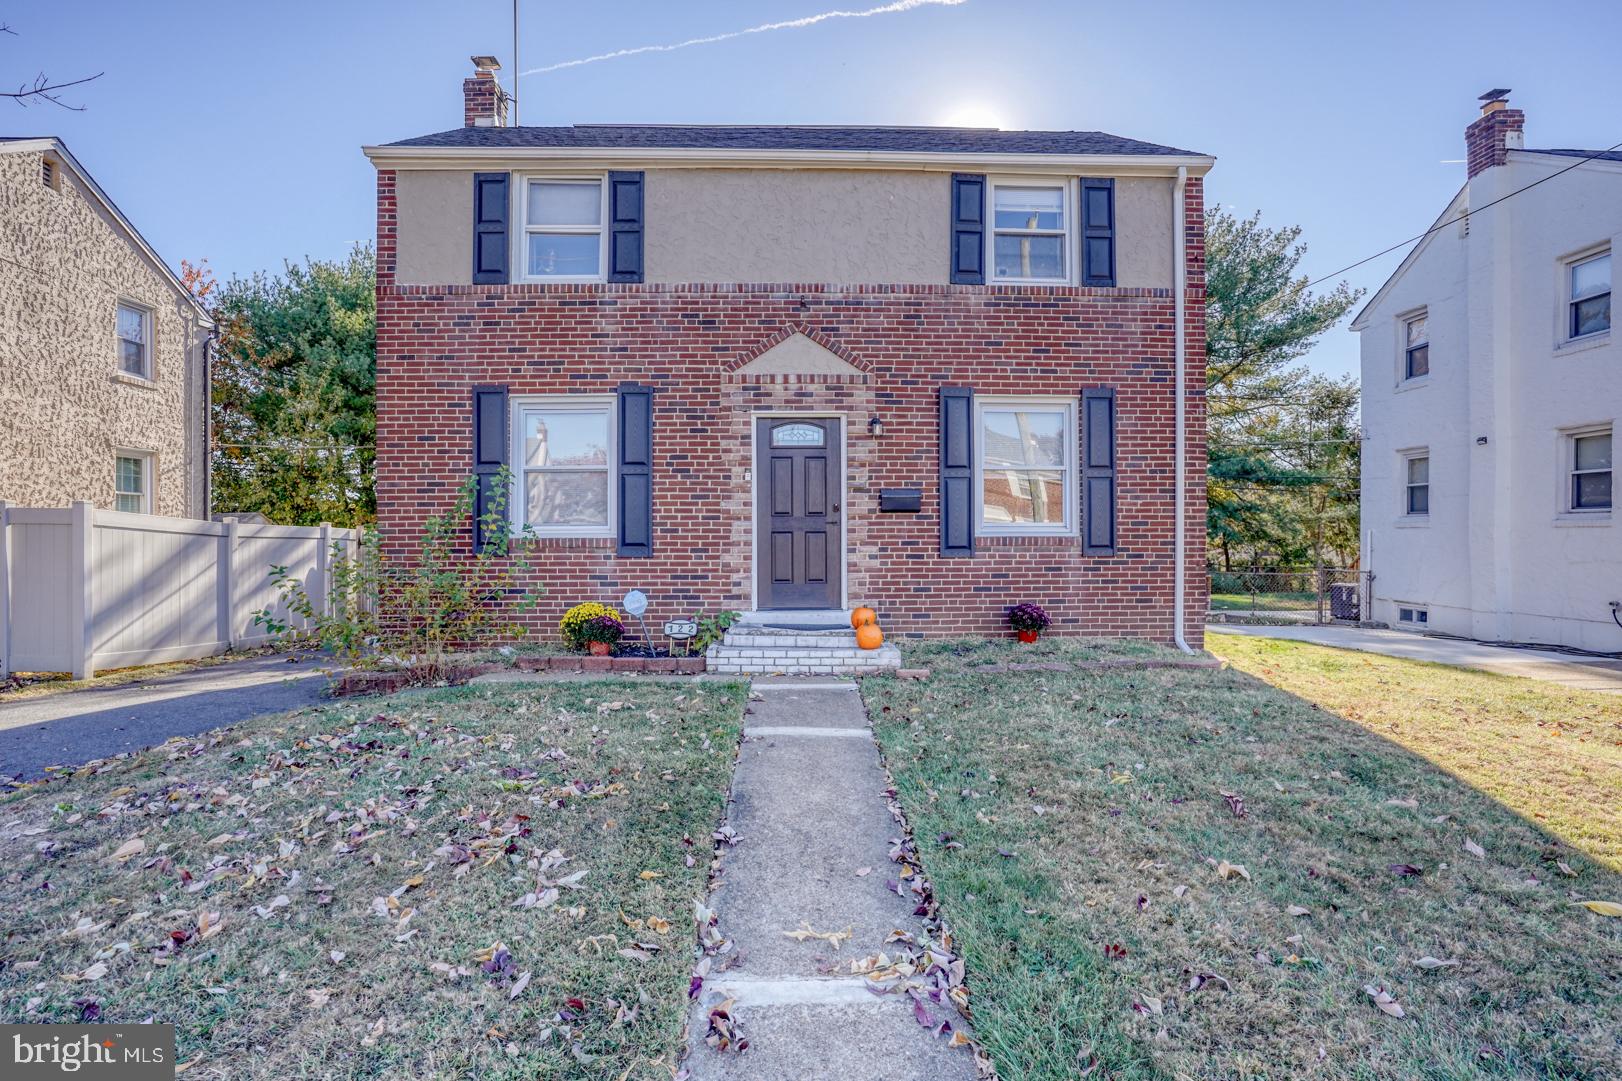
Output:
(1570, 430), (1612, 511)
(975, 398), (1075, 535)
(116, 302), (151, 378)
(1403, 312), (1429, 379)
(1569, 250), (1611, 339)
(1397, 605), (1429, 626)
(513, 398), (614, 535)
(114, 453), (151, 513)
(1404, 453), (1430, 516)
(520, 177), (604, 281)
(990, 180), (1069, 283)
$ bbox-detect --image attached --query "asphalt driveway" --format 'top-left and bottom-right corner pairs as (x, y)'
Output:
(0, 654), (330, 780)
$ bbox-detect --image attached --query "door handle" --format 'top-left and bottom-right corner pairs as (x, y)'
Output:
(832, 503), (840, 512)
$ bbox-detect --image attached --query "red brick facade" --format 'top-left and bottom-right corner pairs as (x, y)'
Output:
(374, 169), (1207, 645)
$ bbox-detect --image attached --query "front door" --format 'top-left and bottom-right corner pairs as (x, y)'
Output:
(756, 417), (843, 610)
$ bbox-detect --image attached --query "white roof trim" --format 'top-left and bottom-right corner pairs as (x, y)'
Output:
(0, 137), (214, 326)
(1348, 184), (1467, 331)
(361, 143), (1215, 177)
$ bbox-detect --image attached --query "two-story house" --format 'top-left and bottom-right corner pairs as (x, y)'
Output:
(1354, 92), (1618, 652)
(363, 57), (1212, 661)
(0, 137), (213, 518)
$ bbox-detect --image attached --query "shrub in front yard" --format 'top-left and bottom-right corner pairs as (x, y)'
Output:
(559, 603), (624, 652)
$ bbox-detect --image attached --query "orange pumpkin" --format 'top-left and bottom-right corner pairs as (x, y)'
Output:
(850, 606), (877, 628)
(855, 622), (884, 650)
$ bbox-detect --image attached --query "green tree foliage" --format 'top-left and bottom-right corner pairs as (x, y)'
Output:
(1205, 209), (1362, 569)
(209, 245), (376, 526)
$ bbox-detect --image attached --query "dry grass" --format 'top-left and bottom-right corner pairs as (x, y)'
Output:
(1210, 634), (1622, 870)
(0, 681), (747, 1079)
(863, 643), (1622, 1080)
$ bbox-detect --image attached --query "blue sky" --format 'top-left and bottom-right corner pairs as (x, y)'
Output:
(8, 0), (1620, 379)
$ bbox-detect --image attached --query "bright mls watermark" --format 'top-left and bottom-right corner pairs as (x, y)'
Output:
(4, 1025), (174, 1079)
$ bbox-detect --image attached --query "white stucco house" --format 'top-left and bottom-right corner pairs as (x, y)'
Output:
(1353, 91), (1617, 652)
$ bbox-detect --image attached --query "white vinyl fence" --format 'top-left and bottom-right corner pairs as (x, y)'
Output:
(0, 501), (358, 679)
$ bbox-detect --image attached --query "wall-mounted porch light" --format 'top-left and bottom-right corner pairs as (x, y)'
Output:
(868, 416), (884, 438)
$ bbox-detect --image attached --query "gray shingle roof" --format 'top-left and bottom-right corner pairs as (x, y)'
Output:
(1524, 148), (1622, 163)
(382, 124), (1204, 157)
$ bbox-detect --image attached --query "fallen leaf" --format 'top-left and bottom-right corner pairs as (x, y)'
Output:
(782, 922), (853, 950)
(854, 867), (872, 877)
(508, 971), (531, 1000)
(360, 1016), (385, 1046)
(638, 871), (662, 881)
(306, 989), (332, 1007)
(1388, 863), (1424, 878)
(111, 838), (146, 862)
(1215, 860), (1250, 882)
(647, 916), (671, 936)
(1463, 838), (1485, 859)
(1364, 984), (1405, 1018)
(1414, 956), (1460, 969)
(1573, 900), (1622, 917)
(1285, 905), (1311, 917)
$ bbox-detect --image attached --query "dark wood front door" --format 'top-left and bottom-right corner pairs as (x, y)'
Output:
(756, 417), (842, 610)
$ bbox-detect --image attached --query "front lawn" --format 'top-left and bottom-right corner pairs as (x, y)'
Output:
(0, 681), (747, 1079)
(864, 641), (1622, 1080)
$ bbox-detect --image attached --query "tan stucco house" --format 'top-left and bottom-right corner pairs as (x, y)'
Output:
(0, 136), (212, 518)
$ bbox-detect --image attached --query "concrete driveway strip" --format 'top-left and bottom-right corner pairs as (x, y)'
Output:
(0, 654), (329, 780)
(1211, 624), (1622, 693)
(686, 677), (977, 1081)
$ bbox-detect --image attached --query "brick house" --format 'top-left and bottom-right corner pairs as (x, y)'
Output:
(0, 137), (213, 517)
(363, 57), (1212, 658)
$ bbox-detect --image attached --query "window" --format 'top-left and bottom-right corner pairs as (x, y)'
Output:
(114, 453), (151, 513)
(1404, 454), (1430, 516)
(513, 398), (614, 535)
(1403, 312), (1429, 379)
(975, 398), (1076, 535)
(116, 302), (151, 378)
(990, 181), (1069, 283)
(1569, 251), (1611, 339)
(520, 178), (604, 281)
(1397, 605), (1429, 626)
(1570, 430), (1612, 511)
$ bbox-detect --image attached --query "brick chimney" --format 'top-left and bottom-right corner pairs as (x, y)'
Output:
(463, 55), (509, 128)
(1465, 89), (1524, 178)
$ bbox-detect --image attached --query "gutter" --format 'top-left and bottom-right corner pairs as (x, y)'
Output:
(1173, 165), (1194, 654)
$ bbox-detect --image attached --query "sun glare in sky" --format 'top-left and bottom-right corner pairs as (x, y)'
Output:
(936, 101), (1009, 130)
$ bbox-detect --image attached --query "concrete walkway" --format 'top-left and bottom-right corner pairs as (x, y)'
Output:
(685, 677), (975, 1081)
(0, 654), (329, 780)
(1211, 624), (1622, 693)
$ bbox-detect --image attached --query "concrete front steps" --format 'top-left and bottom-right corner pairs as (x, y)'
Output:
(706, 613), (902, 675)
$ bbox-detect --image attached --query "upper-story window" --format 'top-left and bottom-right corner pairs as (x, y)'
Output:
(116, 302), (152, 378)
(990, 180), (1069, 284)
(1404, 453), (1430, 516)
(1569, 250), (1611, 339)
(1403, 312), (1429, 380)
(975, 397), (1076, 535)
(521, 178), (605, 282)
(1570, 429), (1612, 512)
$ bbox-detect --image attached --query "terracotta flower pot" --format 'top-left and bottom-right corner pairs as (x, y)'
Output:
(588, 641), (612, 656)
(1017, 629), (1039, 644)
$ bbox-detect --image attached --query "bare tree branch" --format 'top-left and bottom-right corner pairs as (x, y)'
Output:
(2, 23), (103, 109)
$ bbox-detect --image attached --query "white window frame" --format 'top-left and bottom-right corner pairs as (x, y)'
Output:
(1567, 425), (1613, 514)
(509, 395), (616, 538)
(1402, 450), (1430, 517)
(1396, 604), (1429, 626)
(114, 451), (153, 514)
(987, 177), (1073, 285)
(515, 175), (608, 284)
(1564, 246), (1611, 342)
(1400, 308), (1430, 382)
(973, 396), (1078, 537)
(116, 300), (153, 379)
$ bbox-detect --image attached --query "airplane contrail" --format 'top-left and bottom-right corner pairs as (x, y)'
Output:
(521, 0), (969, 76)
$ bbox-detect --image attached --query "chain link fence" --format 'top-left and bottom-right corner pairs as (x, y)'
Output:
(1209, 568), (1372, 624)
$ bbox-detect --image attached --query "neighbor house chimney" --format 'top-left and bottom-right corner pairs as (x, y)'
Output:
(464, 55), (509, 128)
(1465, 88), (1524, 178)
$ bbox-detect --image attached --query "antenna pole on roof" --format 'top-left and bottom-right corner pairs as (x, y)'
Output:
(512, 0), (519, 126)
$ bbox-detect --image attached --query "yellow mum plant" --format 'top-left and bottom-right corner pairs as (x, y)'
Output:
(560, 601), (622, 650)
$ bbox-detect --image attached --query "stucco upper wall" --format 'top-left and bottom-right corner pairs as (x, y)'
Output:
(395, 170), (473, 285)
(0, 146), (208, 517)
(389, 167), (1179, 288)
(644, 169), (949, 285)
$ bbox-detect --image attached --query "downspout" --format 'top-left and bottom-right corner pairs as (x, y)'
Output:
(1173, 165), (1194, 653)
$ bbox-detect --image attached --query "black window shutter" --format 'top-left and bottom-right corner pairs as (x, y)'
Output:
(471, 385), (510, 551)
(939, 386), (975, 556)
(472, 173), (509, 285)
(616, 382), (653, 557)
(608, 171), (645, 283)
(950, 174), (985, 285)
(1080, 178), (1115, 287)
(1082, 386), (1117, 554)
